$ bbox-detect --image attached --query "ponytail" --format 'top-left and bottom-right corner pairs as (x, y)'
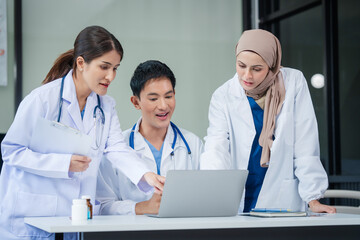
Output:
(42, 49), (74, 84)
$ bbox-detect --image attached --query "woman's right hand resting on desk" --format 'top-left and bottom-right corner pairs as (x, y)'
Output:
(69, 155), (92, 172)
(309, 200), (337, 213)
(135, 193), (162, 215)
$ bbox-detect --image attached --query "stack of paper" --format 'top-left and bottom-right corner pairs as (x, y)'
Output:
(249, 208), (307, 217)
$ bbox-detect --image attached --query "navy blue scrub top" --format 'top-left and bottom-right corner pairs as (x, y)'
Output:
(243, 96), (268, 212)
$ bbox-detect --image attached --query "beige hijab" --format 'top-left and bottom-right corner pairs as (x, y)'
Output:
(236, 29), (285, 167)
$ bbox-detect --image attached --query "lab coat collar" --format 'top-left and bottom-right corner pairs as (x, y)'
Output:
(62, 70), (83, 132)
(132, 117), (159, 164)
(229, 73), (246, 99)
(162, 124), (176, 161)
(82, 91), (98, 134)
(228, 73), (254, 129)
(61, 70), (97, 134)
(132, 117), (147, 152)
(131, 117), (175, 161)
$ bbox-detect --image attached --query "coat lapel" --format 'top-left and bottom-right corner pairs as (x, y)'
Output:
(62, 71), (84, 132)
(229, 74), (254, 130)
(161, 124), (175, 161)
(83, 92), (97, 135)
(133, 118), (153, 161)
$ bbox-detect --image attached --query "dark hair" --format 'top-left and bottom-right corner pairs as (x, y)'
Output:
(43, 26), (123, 84)
(130, 60), (176, 98)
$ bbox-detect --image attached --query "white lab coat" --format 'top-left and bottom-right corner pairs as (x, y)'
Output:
(0, 70), (152, 240)
(97, 117), (203, 215)
(200, 67), (328, 212)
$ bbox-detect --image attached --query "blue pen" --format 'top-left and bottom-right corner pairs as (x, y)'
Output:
(251, 208), (292, 212)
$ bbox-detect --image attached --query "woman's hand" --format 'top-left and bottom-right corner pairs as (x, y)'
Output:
(135, 193), (162, 215)
(142, 172), (166, 194)
(69, 155), (91, 172)
(309, 200), (336, 213)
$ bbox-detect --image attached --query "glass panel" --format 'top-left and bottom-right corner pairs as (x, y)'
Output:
(278, 0), (308, 11)
(338, 0), (360, 175)
(278, 6), (328, 168)
(261, 0), (310, 15)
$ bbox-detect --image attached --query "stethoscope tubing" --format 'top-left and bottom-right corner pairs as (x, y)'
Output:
(58, 74), (105, 149)
(129, 121), (191, 156)
(58, 75), (105, 123)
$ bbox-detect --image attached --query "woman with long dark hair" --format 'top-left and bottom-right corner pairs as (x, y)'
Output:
(0, 26), (164, 239)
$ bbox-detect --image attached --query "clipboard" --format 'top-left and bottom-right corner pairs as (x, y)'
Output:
(29, 117), (92, 155)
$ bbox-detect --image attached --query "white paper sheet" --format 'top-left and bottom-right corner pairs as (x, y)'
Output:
(29, 117), (92, 156)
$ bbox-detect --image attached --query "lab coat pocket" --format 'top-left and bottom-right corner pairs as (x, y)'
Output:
(274, 112), (294, 147)
(11, 191), (57, 237)
(277, 178), (303, 211)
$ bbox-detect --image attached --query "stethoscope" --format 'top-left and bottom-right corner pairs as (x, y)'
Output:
(129, 121), (191, 156)
(58, 75), (105, 149)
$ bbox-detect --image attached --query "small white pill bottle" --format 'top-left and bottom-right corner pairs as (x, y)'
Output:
(71, 199), (88, 222)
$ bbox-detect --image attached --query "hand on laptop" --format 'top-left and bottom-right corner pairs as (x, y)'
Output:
(143, 172), (166, 194)
(135, 193), (162, 215)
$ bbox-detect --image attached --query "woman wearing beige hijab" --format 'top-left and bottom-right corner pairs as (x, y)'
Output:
(200, 29), (335, 214)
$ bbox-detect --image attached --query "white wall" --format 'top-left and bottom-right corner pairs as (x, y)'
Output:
(4, 0), (242, 139)
(0, 0), (15, 133)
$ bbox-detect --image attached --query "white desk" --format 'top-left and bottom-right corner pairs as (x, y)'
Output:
(25, 213), (360, 240)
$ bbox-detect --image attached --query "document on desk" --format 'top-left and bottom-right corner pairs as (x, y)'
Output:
(29, 117), (91, 155)
(249, 208), (307, 217)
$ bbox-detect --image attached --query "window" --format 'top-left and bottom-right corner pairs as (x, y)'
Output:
(243, 0), (360, 196)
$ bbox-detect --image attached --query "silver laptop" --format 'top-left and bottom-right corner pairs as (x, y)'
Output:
(147, 169), (248, 218)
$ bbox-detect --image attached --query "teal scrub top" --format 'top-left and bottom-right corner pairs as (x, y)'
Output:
(144, 138), (164, 175)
